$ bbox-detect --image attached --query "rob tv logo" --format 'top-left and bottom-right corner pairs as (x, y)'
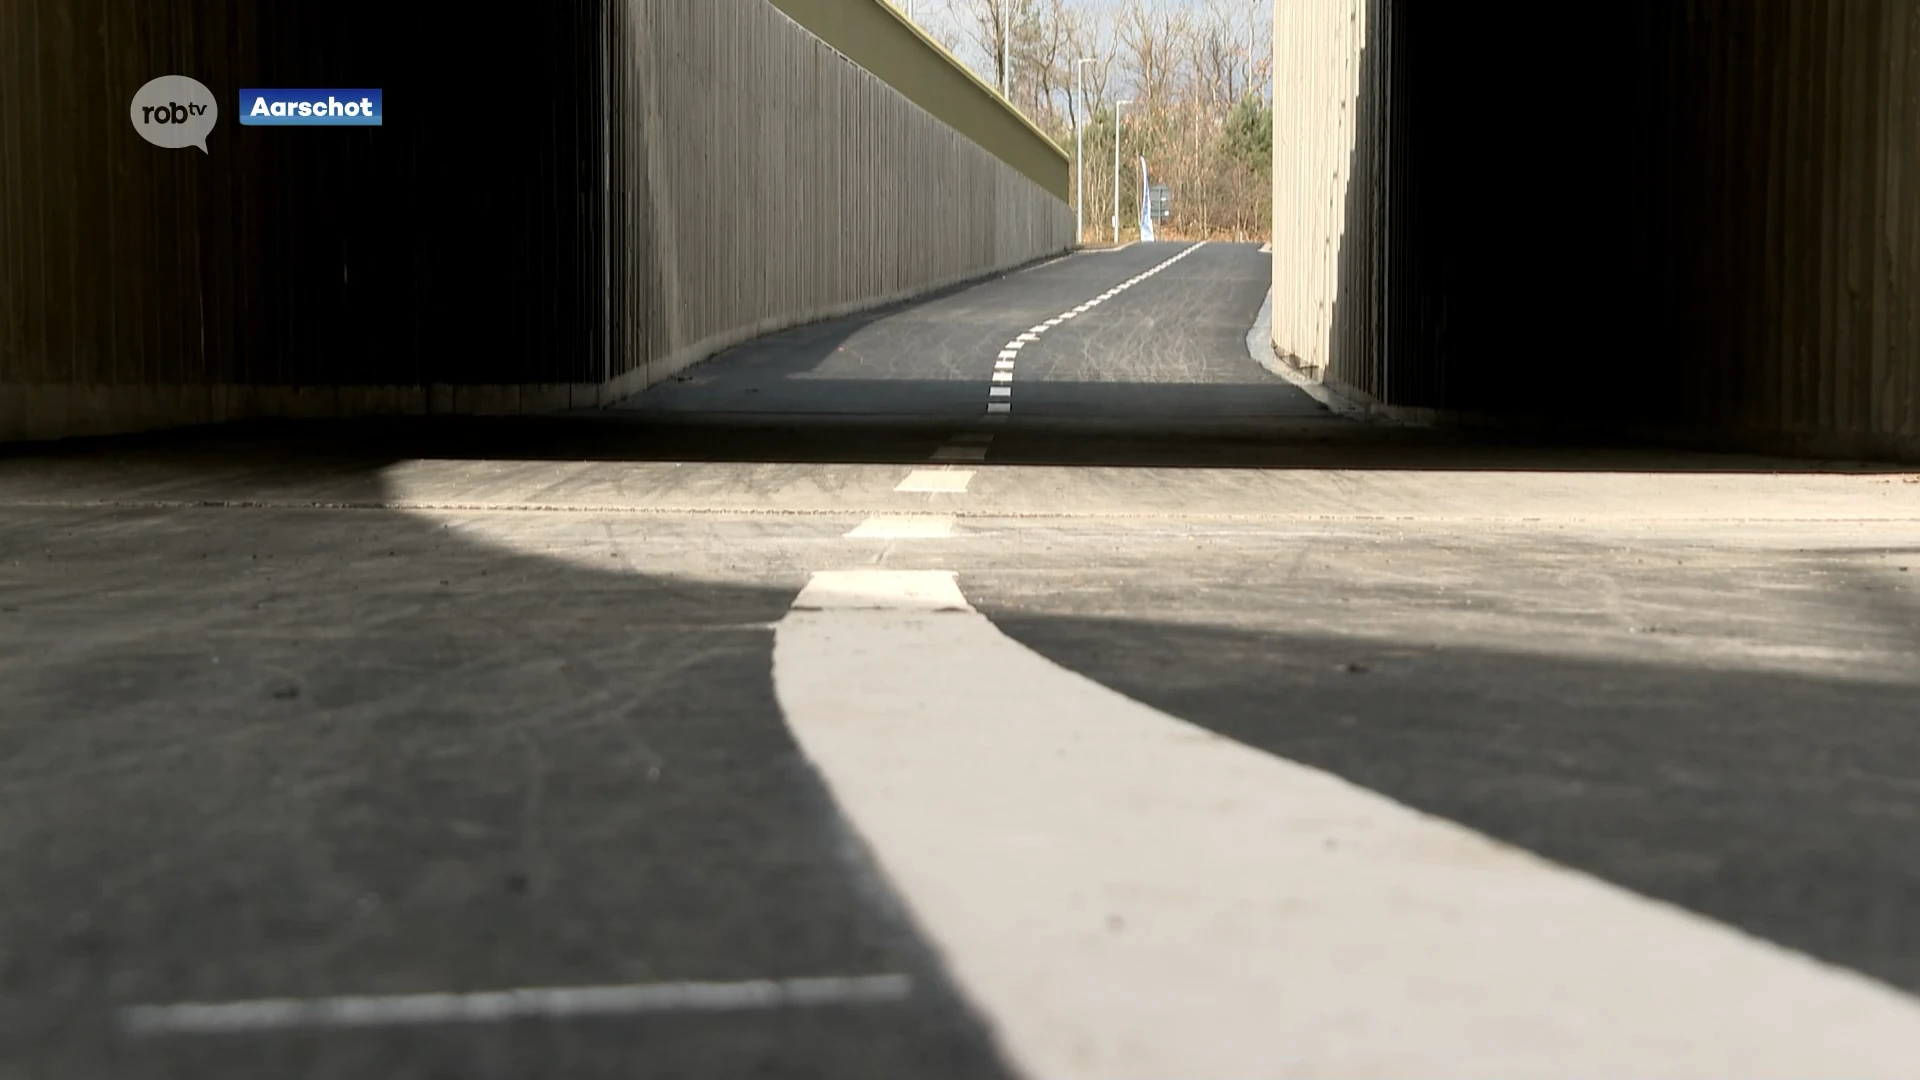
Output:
(129, 76), (219, 153)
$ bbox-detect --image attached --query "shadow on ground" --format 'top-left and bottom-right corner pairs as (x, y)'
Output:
(7, 412), (1918, 477)
(3, 424), (1918, 1077)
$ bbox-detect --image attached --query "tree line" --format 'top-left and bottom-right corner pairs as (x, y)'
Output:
(898, 0), (1273, 243)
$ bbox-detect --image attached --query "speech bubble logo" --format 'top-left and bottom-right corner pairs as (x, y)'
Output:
(129, 75), (219, 153)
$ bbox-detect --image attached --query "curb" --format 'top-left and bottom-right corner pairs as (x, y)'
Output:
(1243, 290), (1377, 422)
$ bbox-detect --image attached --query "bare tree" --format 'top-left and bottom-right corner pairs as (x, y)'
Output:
(931, 0), (1272, 244)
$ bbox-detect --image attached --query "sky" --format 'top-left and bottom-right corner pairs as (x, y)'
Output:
(886, 0), (1270, 93)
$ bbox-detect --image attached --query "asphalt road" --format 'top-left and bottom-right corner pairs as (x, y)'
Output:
(3, 242), (1919, 1077)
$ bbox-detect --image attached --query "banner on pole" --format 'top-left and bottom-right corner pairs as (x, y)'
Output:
(1138, 157), (1155, 242)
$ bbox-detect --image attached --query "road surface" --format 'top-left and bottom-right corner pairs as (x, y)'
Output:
(4, 243), (1919, 1077)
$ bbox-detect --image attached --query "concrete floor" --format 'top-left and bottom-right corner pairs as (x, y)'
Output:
(3, 243), (1918, 1077)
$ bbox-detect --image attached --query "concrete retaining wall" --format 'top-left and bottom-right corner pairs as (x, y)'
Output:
(0, 0), (1072, 443)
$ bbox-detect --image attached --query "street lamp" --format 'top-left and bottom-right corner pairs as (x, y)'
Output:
(1113, 98), (1134, 245)
(1001, 1), (1011, 98)
(1074, 57), (1098, 246)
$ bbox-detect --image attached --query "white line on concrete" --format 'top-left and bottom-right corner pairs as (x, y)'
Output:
(773, 571), (1920, 1080)
(1018, 333), (1039, 342)
(931, 444), (990, 461)
(995, 359), (1016, 370)
(893, 470), (973, 493)
(845, 516), (957, 539)
(1045, 318), (1063, 326)
(991, 372), (1013, 384)
(121, 975), (914, 1035)
(998, 350), (1018, 360)
(790, 570), (971, 612)
(988, 387), (1011, 398)
(985, 403), (1010, 414)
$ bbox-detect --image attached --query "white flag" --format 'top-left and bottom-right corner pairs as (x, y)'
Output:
(1139, 157), (1155, 242)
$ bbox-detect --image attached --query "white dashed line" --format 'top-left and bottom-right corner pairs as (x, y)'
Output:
(975, 244), (1204, 419)
(845, 516), (956, 539)
(986, 403), (1010, 414)
(122, 976), (915, 1035)
(895, 470), (974, 493)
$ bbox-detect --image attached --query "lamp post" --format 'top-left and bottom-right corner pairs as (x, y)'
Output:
(1074, 57), (1098, 246)
(1001, 1), (1011, 98)
(1113, 98), (1133, 245)
(1249, 0), (1260, 100)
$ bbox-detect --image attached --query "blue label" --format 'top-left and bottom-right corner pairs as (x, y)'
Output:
(239, 89), (382, 126)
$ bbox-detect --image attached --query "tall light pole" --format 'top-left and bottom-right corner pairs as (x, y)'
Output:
(1248, 0), (1260, 100)
(1074, 57), (1098, 246)
(1001, 1), (1011, 98)
(1113, 98), (1134, 245)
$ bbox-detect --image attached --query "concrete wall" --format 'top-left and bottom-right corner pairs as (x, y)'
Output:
(608, 0), (1072, 399)
(0, 0), (1072, 443)
(1271, 0), (1920, 461)
(768, 0), (1070, 201)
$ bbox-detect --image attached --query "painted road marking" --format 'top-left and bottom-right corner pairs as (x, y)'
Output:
(998, 350), (1018, 360)
(845, 516), (956, 539)
(894, 470), (973, 493)
(988, 387), (1011, 398)
(123, 976), (914, 1035)
(1018, 333), (1040, 342)
(790, 570), (968, 612)
(995, 359), (1016, 370)
(773, 570), (1920, 1080)
(985, 403), (1010, 415)
(991, 372), (1013, 384)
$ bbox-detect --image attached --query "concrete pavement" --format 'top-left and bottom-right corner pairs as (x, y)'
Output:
(3, 243), (1918, 1077)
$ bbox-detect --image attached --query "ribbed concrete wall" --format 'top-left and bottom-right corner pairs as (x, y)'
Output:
(0, 0), (1071, 443)
(1268, 0), (1369, 393)
(1271, 0), (1920, 461)
(608, 0), (1072, 398)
